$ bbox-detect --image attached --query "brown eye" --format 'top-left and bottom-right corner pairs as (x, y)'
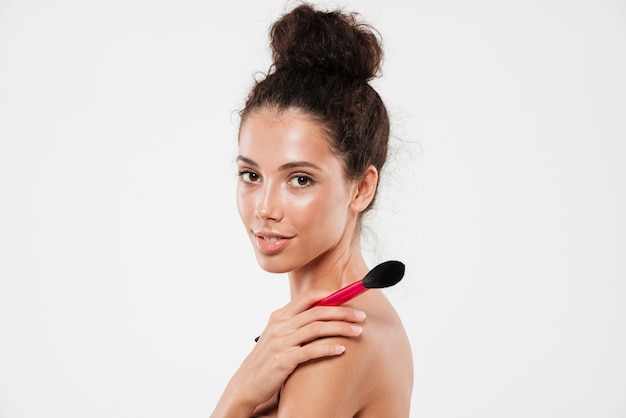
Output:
(239, 171), (261, 183)
(289, 175), (314, 188)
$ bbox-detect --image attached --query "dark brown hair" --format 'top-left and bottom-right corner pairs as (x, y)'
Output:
(240, 3), (389, 211)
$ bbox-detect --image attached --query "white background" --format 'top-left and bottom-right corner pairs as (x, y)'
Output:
(1, 0), (625, 417)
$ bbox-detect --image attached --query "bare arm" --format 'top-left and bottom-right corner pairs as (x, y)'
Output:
(275, 335), (369, 418)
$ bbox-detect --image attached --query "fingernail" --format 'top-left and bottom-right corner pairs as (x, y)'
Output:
(351, 325), (363, 334)
(335, 345), (346, 353)
(354, 310), (366, 320)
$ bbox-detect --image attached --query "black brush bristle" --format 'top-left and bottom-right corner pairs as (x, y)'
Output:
(362, 260), (405, 289)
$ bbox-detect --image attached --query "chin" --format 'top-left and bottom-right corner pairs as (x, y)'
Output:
(254, 254), (293, 274)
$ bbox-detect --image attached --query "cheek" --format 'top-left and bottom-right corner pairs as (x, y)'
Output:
(289, 188), (348, 229)
(289, 194), (322, 221)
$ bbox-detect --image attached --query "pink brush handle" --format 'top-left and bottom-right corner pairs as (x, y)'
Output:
(311, 280), (367, 307)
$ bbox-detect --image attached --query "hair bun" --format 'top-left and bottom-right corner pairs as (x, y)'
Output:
(269, 4), (383, 81)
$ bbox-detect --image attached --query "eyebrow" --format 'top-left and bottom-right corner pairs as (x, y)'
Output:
(236, 156), (323, 172)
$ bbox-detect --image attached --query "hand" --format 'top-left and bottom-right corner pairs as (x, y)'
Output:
(211, 290), (366, 417)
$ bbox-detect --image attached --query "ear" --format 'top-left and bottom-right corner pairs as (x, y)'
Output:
(350, 165), (379, 213)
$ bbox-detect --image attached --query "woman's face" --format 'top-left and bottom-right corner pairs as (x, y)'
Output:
(236, 108), (356, 274)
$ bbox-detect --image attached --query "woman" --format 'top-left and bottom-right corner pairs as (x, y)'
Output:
(211, 3), (413, 417)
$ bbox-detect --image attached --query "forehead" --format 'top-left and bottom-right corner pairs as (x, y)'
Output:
(238, 108), (338, 166)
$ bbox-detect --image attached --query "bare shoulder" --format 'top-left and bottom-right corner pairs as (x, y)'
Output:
(277, 290), (413, 418)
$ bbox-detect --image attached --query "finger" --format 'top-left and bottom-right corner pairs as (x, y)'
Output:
(257, 292), (366, 343)
(265, 341), (347, 376)
(290, 341), (347, 364)
(288, 305), (366, 331)
(287, 320), (363, 346)
(261, 305), (365, 343)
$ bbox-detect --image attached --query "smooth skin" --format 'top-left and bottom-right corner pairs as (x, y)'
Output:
(210, 108), (413, 417)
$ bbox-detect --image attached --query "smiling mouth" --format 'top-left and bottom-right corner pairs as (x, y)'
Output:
(259, 236), (282, 243)
(254, 234), (292, 254)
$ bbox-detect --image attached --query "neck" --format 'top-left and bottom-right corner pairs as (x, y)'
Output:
(287, 236), (369, 300)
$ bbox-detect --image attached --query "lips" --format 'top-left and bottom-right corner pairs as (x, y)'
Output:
(253, 231), (293, 254)
(259, 236), (282, 243)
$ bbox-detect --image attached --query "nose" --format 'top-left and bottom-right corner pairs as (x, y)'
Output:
(254, 181), (283, 222)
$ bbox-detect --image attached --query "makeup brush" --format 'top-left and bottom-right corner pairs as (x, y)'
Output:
(311, 260), (405, 307)
(254, 260), (405, 342)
